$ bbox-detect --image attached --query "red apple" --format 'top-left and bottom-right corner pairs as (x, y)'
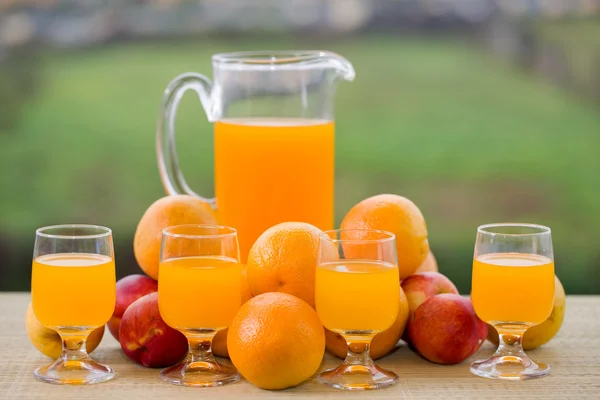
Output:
(107, 274), (158, 340)
(408, 293), (487, 364)
(401, 272), (459, 317)
(401, 272), (459, 344)
(119, 292), (188, 368)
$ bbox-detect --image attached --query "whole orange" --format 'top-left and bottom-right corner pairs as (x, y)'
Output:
(133, 195), (217, 280)
(246, 222), (326, 308)
(415, 251), (438, 274)
(325, 285), (409, 360)
(341, 194), (429, 279)
(213, 266), (253, 358)
(227, 292), (325, 390)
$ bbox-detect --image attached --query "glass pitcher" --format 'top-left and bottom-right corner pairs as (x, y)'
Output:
(156, 51), (355, 261)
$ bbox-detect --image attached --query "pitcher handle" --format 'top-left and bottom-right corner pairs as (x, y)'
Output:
(156, 73), (215, 207)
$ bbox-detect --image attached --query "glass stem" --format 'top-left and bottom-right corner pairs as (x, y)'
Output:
(187, 334), (216, 365)
(59, 331), (90, 362)
(494, 325), (529, 362)
(344, 337), (374, 366)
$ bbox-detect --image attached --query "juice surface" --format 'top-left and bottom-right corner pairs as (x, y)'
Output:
(471, 253), (554, 326)
(31, 253), (116, 329)
(315, 260), (400, 334)
(214, 118), (334, 261)
(158, 256), (242, 331)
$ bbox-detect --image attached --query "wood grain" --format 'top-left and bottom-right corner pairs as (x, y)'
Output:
(1, 293), (599, 399)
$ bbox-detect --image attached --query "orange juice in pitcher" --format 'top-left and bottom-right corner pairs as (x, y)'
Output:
(157, 52), (354, 260)
(214, 118), (334, 257)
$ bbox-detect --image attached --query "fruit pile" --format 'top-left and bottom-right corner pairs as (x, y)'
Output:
(25, 193), (566, 390)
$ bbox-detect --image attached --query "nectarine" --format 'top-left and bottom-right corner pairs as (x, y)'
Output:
(415, 251), (438, 273)
(408, 294), (487, 364)
(401, 272), (459, 318)
(107, 274), (157, 340)
(119, 292), (188, 368)
(134, 195), (217, 280)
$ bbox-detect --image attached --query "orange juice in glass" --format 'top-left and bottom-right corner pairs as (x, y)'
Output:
(158, 224), (241, 387)
(472, 253), (554, 325)
(316, 260), (399, 334)
(315, 229), (400, 390)
(470, 223), (555, 381)
(32, 253), (115, 329)
(156, 51), (355, 261)
(30, 224), (117, 385)
(159, 256), (241, 330)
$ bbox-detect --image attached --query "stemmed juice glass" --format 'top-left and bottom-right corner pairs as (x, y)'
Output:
(315, 229), (400, 390)
(158, 224), (242, 387)
(31, 224), (117, 385)
(470, 223), (555, 380)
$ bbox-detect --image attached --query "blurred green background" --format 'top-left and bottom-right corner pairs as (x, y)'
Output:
(1, 1), (599, 293)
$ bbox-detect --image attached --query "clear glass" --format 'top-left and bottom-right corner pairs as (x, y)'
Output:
(158, 224), (242, 387)
(156, 51), (354, 261)
(31, 224), (116, 385)
(316, 229), (400, 390)
(470, 223), (555, 380)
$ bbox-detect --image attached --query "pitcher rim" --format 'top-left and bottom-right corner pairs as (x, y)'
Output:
(212, 50), (331, 65)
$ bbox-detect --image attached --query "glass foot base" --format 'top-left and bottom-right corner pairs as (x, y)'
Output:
(470, 355), (550, 380)
(160, 360), (240, 387)
(34, 357), (116, 385)
(319, 363), (398, 390)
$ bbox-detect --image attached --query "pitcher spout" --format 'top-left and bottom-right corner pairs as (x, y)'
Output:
(322, 51), (355, 82)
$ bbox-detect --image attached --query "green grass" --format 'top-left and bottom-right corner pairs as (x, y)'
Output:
(1, 35), (599, 292)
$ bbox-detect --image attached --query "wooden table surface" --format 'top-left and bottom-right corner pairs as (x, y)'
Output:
(1, 293), (599, 399)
